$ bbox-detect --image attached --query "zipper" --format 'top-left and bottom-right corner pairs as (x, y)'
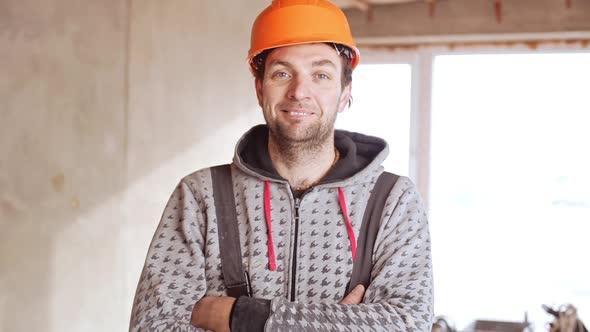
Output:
(289, 197), (301, 302)
(244, 270), (252, 297)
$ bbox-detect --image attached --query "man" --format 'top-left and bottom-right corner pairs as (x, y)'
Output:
(129, 1), (433, 331)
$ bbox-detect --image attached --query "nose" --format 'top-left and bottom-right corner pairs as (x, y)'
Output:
(287, 76), (311, 101)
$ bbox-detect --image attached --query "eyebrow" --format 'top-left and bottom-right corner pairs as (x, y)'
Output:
(267, 59), (337, 70)
(312, 59), (337, 69)
(267, 60), (292, 69)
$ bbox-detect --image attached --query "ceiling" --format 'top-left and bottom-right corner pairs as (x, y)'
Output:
(332, 0), (421, 11)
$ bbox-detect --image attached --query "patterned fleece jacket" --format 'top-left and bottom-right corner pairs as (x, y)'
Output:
(130, 125), (434, 332)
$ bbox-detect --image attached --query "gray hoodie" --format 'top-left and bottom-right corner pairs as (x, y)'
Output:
(129, 125), (434, 331)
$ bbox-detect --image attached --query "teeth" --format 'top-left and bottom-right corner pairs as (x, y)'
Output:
(289, 112), (308, 116)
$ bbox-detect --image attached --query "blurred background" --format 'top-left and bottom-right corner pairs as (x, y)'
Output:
(1, 0), (589, 331)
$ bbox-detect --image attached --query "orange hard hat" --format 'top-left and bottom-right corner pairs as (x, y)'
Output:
(248, 0), (360, 73)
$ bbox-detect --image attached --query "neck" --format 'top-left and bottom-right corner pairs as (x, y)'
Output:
(268, 134), (337, 189)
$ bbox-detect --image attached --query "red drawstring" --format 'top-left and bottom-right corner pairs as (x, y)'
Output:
(263, 181), (277, 271)
(263, 183), (356, 271)
(338, 187), (357, 262)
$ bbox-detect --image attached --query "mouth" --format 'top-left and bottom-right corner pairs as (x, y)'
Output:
(281, 109), (315, 118)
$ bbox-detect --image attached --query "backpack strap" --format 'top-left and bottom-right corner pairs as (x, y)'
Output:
(346, 171), (399, 294)
(210, 164), (250, 298)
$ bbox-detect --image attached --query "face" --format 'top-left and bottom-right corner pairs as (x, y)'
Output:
(255, 43), (352, 147)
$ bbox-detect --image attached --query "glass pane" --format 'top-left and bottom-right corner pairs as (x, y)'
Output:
(430, 52), (590, 330)
(336, 64), (412, 176)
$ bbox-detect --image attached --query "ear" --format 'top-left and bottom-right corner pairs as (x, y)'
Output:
(255, 78), (263, 107)
(337, 83), (352, 113)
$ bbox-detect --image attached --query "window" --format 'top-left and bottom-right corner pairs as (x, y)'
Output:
(336, 63), (412, 176)
(350, 46), (590, 329)
(429, 52), (590, 329)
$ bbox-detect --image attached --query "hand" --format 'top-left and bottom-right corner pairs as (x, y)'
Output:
(191, 296), (236, 332)
(339, 284), (365, 305)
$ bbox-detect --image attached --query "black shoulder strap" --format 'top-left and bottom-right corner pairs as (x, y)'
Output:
(347, 171), (399, 294)
(210, 164), (250, 298)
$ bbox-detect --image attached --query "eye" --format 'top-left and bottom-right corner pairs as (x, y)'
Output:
(316, 73), (330, 80)
(271, 71), (290, 79)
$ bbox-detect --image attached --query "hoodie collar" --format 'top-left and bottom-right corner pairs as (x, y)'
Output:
(233, 124), (388, 185)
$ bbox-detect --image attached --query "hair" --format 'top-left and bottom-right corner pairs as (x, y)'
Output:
(253, 43), (354, 92)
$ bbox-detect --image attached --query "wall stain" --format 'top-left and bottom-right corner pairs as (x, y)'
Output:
(1, 199), (17, 217)
(51, 173), (65, 193)
(70, 197), (80, 209)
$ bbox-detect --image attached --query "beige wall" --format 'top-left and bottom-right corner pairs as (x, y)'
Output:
(0, 1), (265, 331)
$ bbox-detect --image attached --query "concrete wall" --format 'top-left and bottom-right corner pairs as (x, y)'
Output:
(0, 1), (265, 331)
(4, 0), (587, 331)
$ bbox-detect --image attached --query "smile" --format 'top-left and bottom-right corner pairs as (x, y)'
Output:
(282, 109), (314, 117)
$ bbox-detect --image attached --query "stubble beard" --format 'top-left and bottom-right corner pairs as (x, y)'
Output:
(266, 108), (338, 166)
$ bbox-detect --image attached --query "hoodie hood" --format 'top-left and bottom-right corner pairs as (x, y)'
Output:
(233, 124), (389, 186)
